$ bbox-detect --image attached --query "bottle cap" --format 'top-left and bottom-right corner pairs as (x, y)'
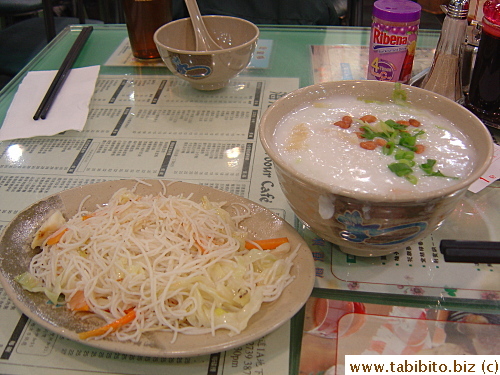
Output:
(483, 0), (500, 26)
(373, 0), (421, 22)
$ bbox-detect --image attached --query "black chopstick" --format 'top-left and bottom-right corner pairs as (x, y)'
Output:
(33, 26), (94, 120)
(440, 239), (500, 264)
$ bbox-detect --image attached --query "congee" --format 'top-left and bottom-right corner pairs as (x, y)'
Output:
(273, 87), (476, 197)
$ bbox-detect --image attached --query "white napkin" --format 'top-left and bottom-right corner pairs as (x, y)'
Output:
(0, 65), (100, 141)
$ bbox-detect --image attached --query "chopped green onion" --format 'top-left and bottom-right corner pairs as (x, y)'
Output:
(398, 158), (416, 167)
(360, 125), (380, 139)
(412, 129), (425, 137)
(356, 97), (384, 104)
(395, 149), (415, 161)
(385, 119), (408, 130)
(405, 174), (418, 185)
(388, 162), (413, 177)
(420, 159), (437, 173)
(399, 132), (417, 151)
(392, 83), (408, 106)
(419, 159), (458, 179)
(382, 141), (396, 155)
(360, 124), (398, 141)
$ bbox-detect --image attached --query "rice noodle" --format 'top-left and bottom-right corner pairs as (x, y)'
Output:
(26, 187), (298, 342)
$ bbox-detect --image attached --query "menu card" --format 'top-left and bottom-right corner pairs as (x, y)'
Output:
(0, 75), (300, 375)
(0, 76), (299, 226)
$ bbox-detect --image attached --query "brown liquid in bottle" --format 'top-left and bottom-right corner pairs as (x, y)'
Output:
(123, 0), (172, 59)
(466, 18), (500, 123)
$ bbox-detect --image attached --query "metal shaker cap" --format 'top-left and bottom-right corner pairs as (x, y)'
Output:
(443, 0), (469, 19)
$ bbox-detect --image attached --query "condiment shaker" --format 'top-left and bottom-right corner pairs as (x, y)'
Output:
(420, 0), (469, 102)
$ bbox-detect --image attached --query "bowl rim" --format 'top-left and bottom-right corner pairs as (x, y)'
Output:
(259, 80), (495, 203)
(153, 15), (260, 55)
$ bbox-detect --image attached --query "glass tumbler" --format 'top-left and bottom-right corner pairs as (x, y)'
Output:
(123, 0), (172, 60)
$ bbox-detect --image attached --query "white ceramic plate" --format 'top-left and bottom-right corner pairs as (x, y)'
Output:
(0, 179), (315, 357)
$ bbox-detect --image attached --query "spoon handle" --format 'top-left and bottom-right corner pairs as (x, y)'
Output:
(184, 0), (221, 51)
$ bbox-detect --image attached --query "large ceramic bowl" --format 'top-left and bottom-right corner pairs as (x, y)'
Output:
(154, 16), (259, 90)
(259, 80), (494, 257)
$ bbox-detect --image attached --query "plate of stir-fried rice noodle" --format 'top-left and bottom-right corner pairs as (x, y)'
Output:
(0, 179), (315, 357)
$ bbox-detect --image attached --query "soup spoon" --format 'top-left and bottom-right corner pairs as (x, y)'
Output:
(184, 0), (223, 51)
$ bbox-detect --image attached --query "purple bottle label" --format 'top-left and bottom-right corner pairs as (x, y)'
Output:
(367, 23), (419, 82)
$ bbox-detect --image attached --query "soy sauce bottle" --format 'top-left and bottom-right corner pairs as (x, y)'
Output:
(466, 0), (500, 127)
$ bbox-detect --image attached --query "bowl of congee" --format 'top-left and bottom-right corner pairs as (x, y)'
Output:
(259, 80), (494, 257)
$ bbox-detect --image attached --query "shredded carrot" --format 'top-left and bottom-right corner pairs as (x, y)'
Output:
(46, 228), (68, 246)
(82, 213), (94, 221)
(78, 309), (136, 340)
(68, 290), (90, 312)
(195, 240), (206, 254)
(245, 237), (289, 250)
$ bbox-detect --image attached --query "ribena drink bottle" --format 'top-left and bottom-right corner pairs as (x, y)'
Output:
(367, 0), (421, 83)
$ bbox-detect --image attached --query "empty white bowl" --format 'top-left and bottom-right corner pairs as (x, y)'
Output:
(154, 16), (259, 90)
